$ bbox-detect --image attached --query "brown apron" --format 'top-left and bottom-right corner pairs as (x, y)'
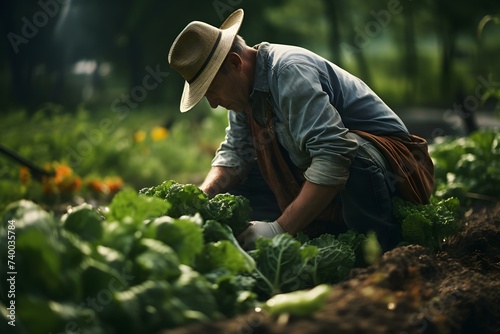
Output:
(350, 130), (435, 205)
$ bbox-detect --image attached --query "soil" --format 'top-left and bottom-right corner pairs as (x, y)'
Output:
(163, 202), (500, 334)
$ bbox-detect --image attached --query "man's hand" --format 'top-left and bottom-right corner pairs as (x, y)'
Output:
(237, 221), (285, 250)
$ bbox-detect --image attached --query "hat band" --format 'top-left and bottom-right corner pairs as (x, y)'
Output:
(188, 31), (222, 84)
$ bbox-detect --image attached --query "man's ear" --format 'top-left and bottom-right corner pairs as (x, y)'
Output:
(226, 52), (243, 70)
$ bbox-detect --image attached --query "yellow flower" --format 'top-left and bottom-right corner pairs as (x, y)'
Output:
(134, 130), (147, 143)
(150, 126), (169, 141)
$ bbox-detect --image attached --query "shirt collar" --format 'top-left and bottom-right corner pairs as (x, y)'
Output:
(251, 42), (271, 94)
(249, 42), (272, 125)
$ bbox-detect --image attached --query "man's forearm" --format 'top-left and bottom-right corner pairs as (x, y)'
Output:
(199, 166), (246, 198)
(277, 180), (339, 234)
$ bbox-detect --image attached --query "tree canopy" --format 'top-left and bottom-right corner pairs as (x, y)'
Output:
(1, 0), (499, 111)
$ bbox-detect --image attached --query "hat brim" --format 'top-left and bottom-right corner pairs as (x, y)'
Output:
(180, 9), (244, 112)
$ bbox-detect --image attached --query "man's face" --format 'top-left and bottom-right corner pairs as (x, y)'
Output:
(205, 54), (250, 113)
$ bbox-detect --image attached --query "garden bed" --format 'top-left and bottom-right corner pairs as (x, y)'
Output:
(164, 202), (500, 334)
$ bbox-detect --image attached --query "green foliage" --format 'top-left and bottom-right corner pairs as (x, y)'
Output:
(363, 232), (382, 265)
(203, 193), (252, 235)
(61, 203), (105, 243)
(140, 180), (207, 217)
(140, 180), (251, 236)
(132, 238), (181, 283)
(143, 215), (204, 266)
(250, 234), (317, 297)
(203, 269), (257, 317)
(106, 188), (171, 224)
(104, 280), (176, 333)
(393, 196), (461, 250)
(16, 297), (106, 334)
(303, 233), (358, 285)
(201, 220), (256, 274)
(0, 183), (372, 332)
(171, 265), (221, 323)
(101, 189), (170, 255)
(0, 166), (473, 333)
(196, 241), (255, 275)
(249, 230), (364, 299)
(431, 130), (500, 203)
(0, 107), (225, 209)
(0, 200), (82, 301)
(0, 190), (259, 333)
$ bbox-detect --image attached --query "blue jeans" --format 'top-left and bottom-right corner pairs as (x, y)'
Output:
(229, 134), (401, 251)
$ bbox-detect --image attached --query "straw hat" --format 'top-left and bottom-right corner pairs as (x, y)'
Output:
(168, 9), (244, 112)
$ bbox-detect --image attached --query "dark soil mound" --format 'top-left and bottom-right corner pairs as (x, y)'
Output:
(163, 203), (500, 334)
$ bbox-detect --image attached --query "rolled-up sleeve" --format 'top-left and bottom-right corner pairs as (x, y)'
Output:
(273, 63), (358, 187)
(211, 110), (255, 173)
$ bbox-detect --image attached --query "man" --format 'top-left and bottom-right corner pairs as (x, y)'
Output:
(168, 9), (434, 251)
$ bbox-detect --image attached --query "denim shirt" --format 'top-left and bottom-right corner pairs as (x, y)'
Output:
(212, 42), (409, 187)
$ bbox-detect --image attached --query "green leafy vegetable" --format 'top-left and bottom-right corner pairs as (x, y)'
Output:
(196, 240), (255, 274)
(132, 238), (181, 283)
(203, 193), (251, 235)
(304, 233), (357, 285)
(140, 180), (252, 236)
(104, 280), (178, 333)
(0, 201), (81, 300)
(203, 268), (257, 317)
(393, 196), (461, 250)
(143, 214), (204, 266)
(201, 220), (256, 272)
(0, 185), (384, 333)
(171, 265), (221, 322)
(16, 297), (105, 334)
(140, 180), (207, 218)
(250, 234), (318, 297)
(80, 258), (127, 297)
(431, 130), (500, 203)
(61, 203), (104, 243)
(106, 188), (171, 223)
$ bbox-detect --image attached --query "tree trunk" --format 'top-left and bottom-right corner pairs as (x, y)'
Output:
(440, 22), (456, 98)
(403, 1), (418, 102)
(323, 0), (343, 67)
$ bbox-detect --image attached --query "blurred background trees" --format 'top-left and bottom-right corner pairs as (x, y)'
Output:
(0, 0), (498, 203)
(1, 0), (498, 114)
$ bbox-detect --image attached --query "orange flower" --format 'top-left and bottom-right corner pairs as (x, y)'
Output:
(106, 177), (123, 193)
(88, 180), (106, 193)
(20, 166), (31, 184)
(41, 162), (81, 195)
(87, 177), (123, 194)
(150, 126), (169, 141)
